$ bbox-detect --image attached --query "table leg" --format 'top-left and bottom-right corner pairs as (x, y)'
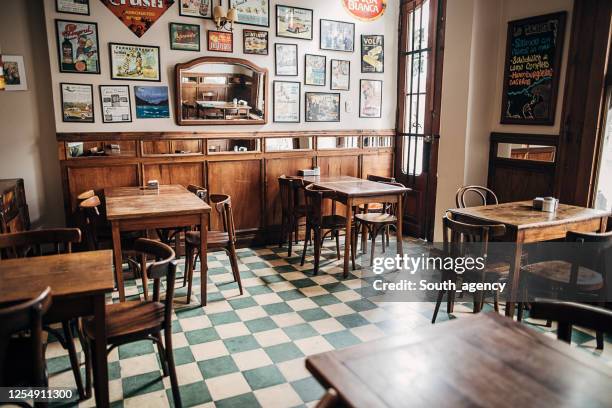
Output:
(361, 204), (368, 253)
(200, 212), (209, 306)
(505, 232), (524, 318)
(92, 294), (109, 408)
(396, 194), (404, 258)
(111, 222), (125, 302)
(343, 198), (353, 278)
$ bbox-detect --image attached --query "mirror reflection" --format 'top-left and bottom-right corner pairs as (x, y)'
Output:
(496, 143), (556, 162)
(318, 136), (359, 149)
(265, 137), (312, 152)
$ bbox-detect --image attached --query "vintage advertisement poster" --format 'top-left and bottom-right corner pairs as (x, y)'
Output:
(275, 43), (297, 76)
(179, 0), (212, 18)
(273, 81), (300, 123)
(305, 54), (326, 86)
(100, 85), (132, 123)
(2, 55), (28, 91)
(170, 23), (200, 51)
(276, 5), (313, 40)
(331, 59), (350, 91)
(56, 0), (90, 15)
(61, 83), (94, 123)
(100, 0), (175, 38)
(361, 35), (384, 73)
(109, 43), (161, 81)
(305, 92), (340, 122)
(243, 30), (268, 55)
(342, 0), (386, 21)
(56, 19), (100, 74)
(207, 31), (233, 53)
(360, 79), (382, 118)
(320, 19), (354, 52)
(230, 0), (269, 27)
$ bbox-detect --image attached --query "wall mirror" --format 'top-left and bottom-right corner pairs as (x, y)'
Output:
(496, 143), (556, 162)
(176, 57), (268, 125)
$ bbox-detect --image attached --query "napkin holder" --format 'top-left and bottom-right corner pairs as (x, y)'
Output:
(146, 179), (159, 190)
(298, 167), (320, 177)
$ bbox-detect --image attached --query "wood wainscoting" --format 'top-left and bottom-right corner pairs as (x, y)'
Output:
(57, 130), (395, 245)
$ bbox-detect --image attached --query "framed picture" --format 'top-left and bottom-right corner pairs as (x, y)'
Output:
(134, 86), (170, 119)
(56, 0), (89, 15)
(273, 81), (300, 123)
(100, 0), (174, 37)
(179, 0), (213, 19)
(304, 54), (326, 86)
(275, 43), (298, 76)
(170, 23), (200, 51)
(109, 43), (161, 81)
(60, 83), (94, 123)
(360, 79), (382, 118)
(320, 19), (355, 52)
(361, 35), (384, 73)
(276, 5), (313, 40)
(305, 92), (340, 122)
(243, 30), (268, 55)
(2, 55), (28, 91)
(99, 85), (132, 123)
(208, 30), (233, 53)
(55, 19), (100, 74)
(229, 0), (270, 27)
(330, 59), (350, 91)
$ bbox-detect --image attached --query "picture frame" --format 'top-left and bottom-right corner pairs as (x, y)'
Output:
(273, 81), (301, 123)
(229, 0), (270, 28)
(330, 59), (350, 91)
(60, 83), (94, 123)
(56, 0), (90, 15)
(275, 43), (298, 76)
(304, 54), (326, 87)
(179, 0), (213, 19)
(2, 55), (28, 91)
(276, 5), (313, 41)
(359, 79), (382, 118)
(305, 92), (340, 122)
(55, 19), (100, 74)
(101, 0), (174, 37)
(134, 86), (170, 119)
(169, 23), (201, 51)
(320, 19), (355, 52)
(361, 34), (384, 73)
(99, 85), (132, 123)
(207, 30), (233, 53)
(109, 43), (161, 81)
(243, 30), (269, 55)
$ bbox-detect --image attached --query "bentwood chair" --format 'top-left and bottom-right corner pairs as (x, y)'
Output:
(0, 229), (88, 399)
(83, 239), (182, 407)
(278, 175), (308, 257)
(455, 185), (498, 208)
(356, 175), (396, 253)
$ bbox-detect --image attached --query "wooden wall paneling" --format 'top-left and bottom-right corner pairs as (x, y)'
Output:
(142, 162), (204, 187)
(361, 152), (394, 179)
(142, 140), (172, 155)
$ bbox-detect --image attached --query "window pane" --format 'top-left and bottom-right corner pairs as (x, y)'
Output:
(402, 136), (424, 175)
(595, 88), (612, 211)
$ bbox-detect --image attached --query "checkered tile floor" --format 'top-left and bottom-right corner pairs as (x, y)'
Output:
(46, 238), (612, 407)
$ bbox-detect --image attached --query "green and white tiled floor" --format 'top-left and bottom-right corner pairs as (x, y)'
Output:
(46, 238), (612, 407)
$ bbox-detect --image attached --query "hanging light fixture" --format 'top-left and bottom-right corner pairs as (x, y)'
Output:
(213, 3), (237, 32)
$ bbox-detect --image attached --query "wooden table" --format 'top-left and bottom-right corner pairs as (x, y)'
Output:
(105, 185), (211, 304)
(299, 176), (410, 277)
(0, 250), (114, 408)
(307, 312), (612, 407)
(448, 201), (609, 317)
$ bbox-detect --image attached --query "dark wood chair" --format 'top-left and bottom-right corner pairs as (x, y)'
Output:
(315, 388), (341, 408)
(356, 175), (396, 253)
(278, 175), (309, 257)
(455, 185), (498, 208)
(83, 239), (182, 407)
(0, 228), (88, 399)
(300, 184), (356, 275)
(431, 214), (508, 323)
(184, 194), (242, 304)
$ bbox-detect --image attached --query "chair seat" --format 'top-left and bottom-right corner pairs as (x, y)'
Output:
(84, 301), (165, 341)
(521, 260), (603, 291)
(354, 212), (397, 225)
(185, 230), (230, 247)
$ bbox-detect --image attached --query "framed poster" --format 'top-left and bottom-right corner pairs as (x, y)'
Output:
(2, 55), (28, 91)
(170, 23), (200, 51)
(305, 92), (340, 122)
(60, 83), (94, 123)
(273, 81), (300, 123)
(55, 19), (100, 74)
(109, 43), (161, 81)
(207, 31), (233, 53)
(320, 19), (354, 52)
(56, 0), (90, 15)
(330, 59), (350, 91)
(275, 43), (298, 76)
(134, 86), (170, 119)
(229, 0), (270, 27)
(179, 0), (212, 19)
(361, 35), (384, 73)
(359, 79), (382, 118)
(304, 54), (326, 86)
(500, 12), (567, 125)
(276, 5), (313, 40)
(100, 0), (175, 37)
(99, 85), (132, 123)
(243, 30), (268, 55)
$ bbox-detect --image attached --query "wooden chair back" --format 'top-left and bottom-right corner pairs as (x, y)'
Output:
(278, 175), (305, 215)
(210, 194), (237, 243)
(187, 184), (208, 202)
(0, 287), (52, 387)
(564, 230), (612, 287)
(455, 185), (498, 208)
(303, 184), (336, 226)
(367, 174), (396, 183)
(380, 181), (408, 215)
(442, 213), (506, 262)
(0, 228), (81, 259)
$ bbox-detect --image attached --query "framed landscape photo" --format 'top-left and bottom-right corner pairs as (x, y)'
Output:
(208, 30), (233, 53)
(360, 79), (382, 118)
(305, 92), (340, 122)
(109, 43), (161, 81)
(276, 5), (313, 41)
(134, 86), (170, 119)
(275, 43), (298, 76)
(361, 34), (384, 73)
(330, 59), (350, 91)
(56, 19), (100, 74)
(320, 19), (354, 52)
(60, 83), (94, 123)
(2, 55), (28, 91)
(304, 54), (326, 86)
(99, 85), (132, 123)
(229, 0), (270, 27)
(273, 81), (300, 123)
(56, 0), (90, 15)
(243, 30), (268, 55)
(170, 23), (200, 51)
(179, 0), (213, 19)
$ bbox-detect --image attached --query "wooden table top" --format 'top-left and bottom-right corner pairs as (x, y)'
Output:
(105, 185), (211, 220)
(306, 313), (612, 408)
(0, 250), (115, 304)
(299, 176), (410, 198)
(448, 201), (609, 229)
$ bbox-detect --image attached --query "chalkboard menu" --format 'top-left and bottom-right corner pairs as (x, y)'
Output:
(500, 12), (567, 125)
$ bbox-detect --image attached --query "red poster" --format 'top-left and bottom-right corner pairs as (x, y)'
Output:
(208, 31), (233, 53)
(101, 0), (175, 38)
(342, 0), (386, 21)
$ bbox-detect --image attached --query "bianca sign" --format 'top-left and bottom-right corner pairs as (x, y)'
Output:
(342, 0), (386, 21)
